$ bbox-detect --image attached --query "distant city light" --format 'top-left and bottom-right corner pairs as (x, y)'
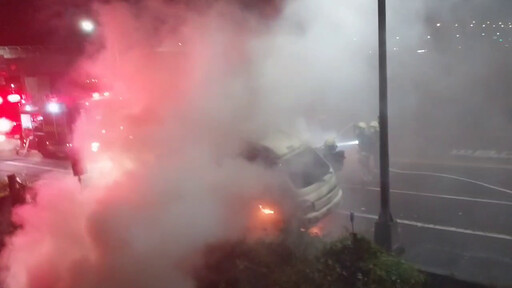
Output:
(470, 24), (474, 27)
(436, 23), (441, 27)
(482, 33), (486, 36)
(483, 24), (486, 27)
(417, 49), (427, 53)
(456, 34), (460, 38)
(79, 19), (95, 33)
(396, 36), (400, 40)
(427, 35), (431, 39)
(455, 24), (458, 27)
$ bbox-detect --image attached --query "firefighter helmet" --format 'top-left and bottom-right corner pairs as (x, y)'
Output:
(324, 137), (337, 153)
(353, 122), (367, 135)
(369, 121), (379, 131)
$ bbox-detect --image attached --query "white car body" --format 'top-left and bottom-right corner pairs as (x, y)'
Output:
(247, 132), (343, 226)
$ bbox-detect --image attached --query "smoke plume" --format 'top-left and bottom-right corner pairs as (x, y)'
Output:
(2, 0), (511, 287)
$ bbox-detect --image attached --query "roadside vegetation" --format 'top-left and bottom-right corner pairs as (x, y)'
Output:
(194, 232), (425, 288)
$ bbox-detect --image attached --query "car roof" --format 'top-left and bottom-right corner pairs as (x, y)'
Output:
(257, 131), (305, 158)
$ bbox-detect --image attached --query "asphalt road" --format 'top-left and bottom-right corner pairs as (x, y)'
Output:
(325, 150), (512, 287)
(0, 154), (70, 181)
(0, 151), (511, 287)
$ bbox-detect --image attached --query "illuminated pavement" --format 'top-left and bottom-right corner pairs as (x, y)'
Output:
(329, 156), (512, 287)
(0, 154), (70, 180)
(1, 152), (512, 286)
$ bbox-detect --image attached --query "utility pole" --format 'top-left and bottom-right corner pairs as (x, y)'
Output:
(374, 0), (399, 252)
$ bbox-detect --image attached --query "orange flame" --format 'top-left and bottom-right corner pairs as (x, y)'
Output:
(259, 205), (275, 215)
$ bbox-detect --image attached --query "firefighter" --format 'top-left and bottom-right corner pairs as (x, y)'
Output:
(353, 122), (373, 182)
(69, 147), (86, 184)
(368, 121), (380, 172)
(322, 137), (341, 171)
(323, 137), (338, 154)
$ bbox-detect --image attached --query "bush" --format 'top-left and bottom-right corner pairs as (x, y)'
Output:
(193, 233), (425, 288)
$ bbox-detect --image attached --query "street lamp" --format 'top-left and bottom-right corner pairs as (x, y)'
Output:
(374, 0), (401, 253)
(79, 19), (95, 33)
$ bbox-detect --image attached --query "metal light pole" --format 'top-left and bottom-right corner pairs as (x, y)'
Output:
(374, 0), (399, 252)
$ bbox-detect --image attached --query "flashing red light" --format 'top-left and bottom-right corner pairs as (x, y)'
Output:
(7, 94), (21, 103)
(0, 118), (13, 133)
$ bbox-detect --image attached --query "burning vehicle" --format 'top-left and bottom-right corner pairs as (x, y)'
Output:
(242, 132), (344, 235)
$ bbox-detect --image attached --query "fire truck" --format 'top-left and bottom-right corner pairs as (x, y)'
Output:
(0, 50), (56, 153)
(28, 78), (111, 158)
(0, 71), (38, 151)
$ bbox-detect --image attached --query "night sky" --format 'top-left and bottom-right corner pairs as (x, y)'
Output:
(0, 0), (281, 46)
(0, 0), (95, 46)
(0, 0), (510, 46)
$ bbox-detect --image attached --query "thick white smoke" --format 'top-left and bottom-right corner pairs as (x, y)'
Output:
(1, 2), (286, 288)
(2, 0), (503, 287)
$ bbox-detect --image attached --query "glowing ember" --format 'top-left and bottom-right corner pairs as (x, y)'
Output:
(259, 205), (275, 215)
